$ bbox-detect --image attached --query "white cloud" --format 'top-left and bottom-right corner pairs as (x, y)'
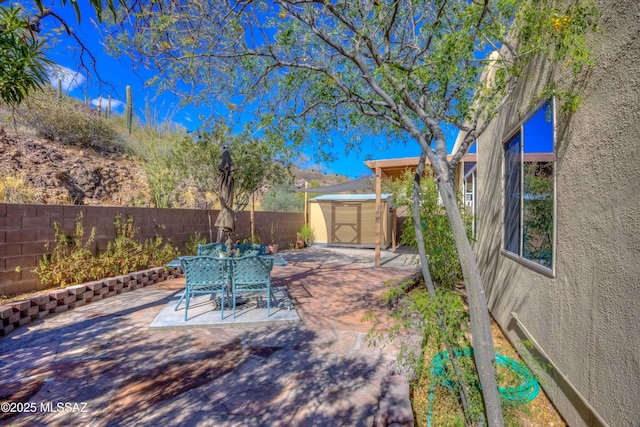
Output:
(91, 97), (124, 112)
(46, 64), (86, 93)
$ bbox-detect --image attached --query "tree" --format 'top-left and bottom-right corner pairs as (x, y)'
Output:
(173, 123), (294, 218)
(104, 1), (598, 423)
(0, 0), (126, 105)
(124, 110), (185, 208)
(0, 5), (51, 109)
(261, 185), (304, 212)
(0, 0), (130, 115)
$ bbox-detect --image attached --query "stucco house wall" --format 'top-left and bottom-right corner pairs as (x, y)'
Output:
(473, 1), (640, 426)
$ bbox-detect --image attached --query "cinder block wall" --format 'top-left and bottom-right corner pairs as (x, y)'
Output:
(0, 203), (304, 297)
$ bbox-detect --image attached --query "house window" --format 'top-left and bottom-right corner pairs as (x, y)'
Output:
(503, 100), (555, 272)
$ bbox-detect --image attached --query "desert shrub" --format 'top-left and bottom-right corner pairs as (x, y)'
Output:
(297, 223), (315, 244)
(122, 118), (184, 208)
(0, 172), (40, 203)
(34, 213), (97, 287)
(17, 89), (122, 152)
(391, 169), (473, 289)
(94, 214), (180, 279)
(261, 185), (304, 212)
(34, 213), (180, 288)
(184, 231), (207, 256)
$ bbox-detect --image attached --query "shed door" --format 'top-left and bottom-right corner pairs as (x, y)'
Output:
(331, 203), (361, 245)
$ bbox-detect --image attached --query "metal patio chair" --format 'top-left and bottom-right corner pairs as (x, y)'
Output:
(230, 255), (274, 318)
(197, 243), (227, 257)
(177, 256), (228, 320)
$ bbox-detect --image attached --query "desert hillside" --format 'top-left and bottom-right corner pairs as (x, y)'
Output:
(0, 127), (151, 206)
(0, 125), (350, 208)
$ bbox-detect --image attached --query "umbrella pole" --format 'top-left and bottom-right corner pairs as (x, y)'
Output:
(208, 209), (213, 243)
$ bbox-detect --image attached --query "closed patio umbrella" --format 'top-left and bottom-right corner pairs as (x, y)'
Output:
(215, 148), (235, 240)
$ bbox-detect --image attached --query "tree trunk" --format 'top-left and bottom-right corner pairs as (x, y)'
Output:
(412, 151), (474, 424)
(437, 178), (504, 427)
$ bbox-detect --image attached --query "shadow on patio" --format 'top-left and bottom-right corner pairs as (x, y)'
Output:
(0, 247), (418, 427)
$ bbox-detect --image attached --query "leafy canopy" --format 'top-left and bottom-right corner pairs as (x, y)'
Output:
(105, 0), (597, 171)
(0, 5), (52, 108)
(173, 122), (294, 213)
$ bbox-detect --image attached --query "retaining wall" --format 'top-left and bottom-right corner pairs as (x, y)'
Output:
(0, 266), (182, 337)
(0, 203), (304, 297)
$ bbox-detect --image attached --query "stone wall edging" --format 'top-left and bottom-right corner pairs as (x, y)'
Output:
(0, 266), (184, 338)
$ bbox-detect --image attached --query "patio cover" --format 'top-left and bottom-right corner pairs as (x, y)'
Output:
(364, 153), (475, 266)
(295, 176), (374, 193)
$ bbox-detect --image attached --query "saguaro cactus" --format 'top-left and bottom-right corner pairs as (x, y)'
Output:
(125, 85), (133, 134)
(106, 95), (112, 119)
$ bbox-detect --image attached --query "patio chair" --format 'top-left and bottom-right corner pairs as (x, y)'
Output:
(253, 243), (268, 255)
(197, 243), (227, 257)
(241, 247), (261, 257)
(177, 256), (228, 320)
(234, 243), (267, 256)
(230, 255), (274, 318)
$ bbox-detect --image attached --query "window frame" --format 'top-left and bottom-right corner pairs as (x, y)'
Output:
(463, 161), (477, 236)
(461, 142), (478, 238)
(501, 98), (557, 277)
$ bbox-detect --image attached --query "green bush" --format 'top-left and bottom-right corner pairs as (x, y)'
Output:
(298, 223), (315, 244)
(261, 185), (304, 212)
(34, 213), (98, 287)
(391, 169), (473, 289)
(369, 171), (488, 425)
(184, 231), (207, 256)
(17, 89), (122, 152)
(34, 213), (180, 288)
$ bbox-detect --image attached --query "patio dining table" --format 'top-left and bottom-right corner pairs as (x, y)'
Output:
(166, 253), (288, 313)
(165, 253), (288, 269)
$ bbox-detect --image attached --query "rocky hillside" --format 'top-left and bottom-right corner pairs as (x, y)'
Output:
(0, 126), (353, 208)
(0, 127), (150, 206)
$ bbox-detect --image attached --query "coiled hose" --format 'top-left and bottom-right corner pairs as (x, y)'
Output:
(427, 347), (540, 426)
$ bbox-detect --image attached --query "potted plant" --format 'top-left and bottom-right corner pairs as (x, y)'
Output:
(267, 222), (278, 254)
(297, 223), (315, 248)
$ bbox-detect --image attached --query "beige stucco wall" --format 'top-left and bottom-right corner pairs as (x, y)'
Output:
(309, 201), (329, 244)
(474, 1), (640, 426)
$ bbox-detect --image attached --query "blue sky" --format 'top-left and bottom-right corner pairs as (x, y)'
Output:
(36, 2), (457, 178)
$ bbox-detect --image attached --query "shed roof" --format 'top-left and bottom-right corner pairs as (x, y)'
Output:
(309, 193), (392, 202)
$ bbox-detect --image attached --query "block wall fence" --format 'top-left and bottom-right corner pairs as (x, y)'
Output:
(0, 203), (304, 297)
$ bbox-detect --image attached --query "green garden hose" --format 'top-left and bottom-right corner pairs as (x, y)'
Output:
(427, 347), (540, 426)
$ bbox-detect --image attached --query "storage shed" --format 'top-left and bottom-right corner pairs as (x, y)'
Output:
(308, 194), (394, 248)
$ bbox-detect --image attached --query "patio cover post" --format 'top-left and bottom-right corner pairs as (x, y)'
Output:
(375, 166), (382, 267)
(250, 192), (255, 241)
(304, 181), (308, 224)
(392, 208), (397, 249)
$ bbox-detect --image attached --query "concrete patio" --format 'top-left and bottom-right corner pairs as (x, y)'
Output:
(0, 247), (418, 426)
